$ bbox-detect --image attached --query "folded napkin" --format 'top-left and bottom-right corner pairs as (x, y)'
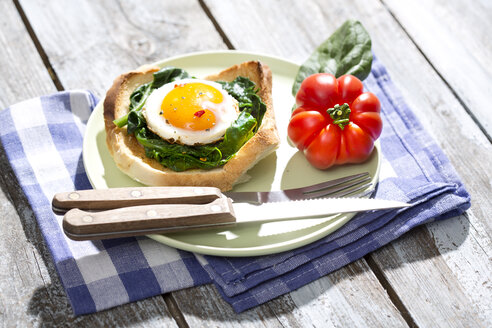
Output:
(0, 56), (470, 315)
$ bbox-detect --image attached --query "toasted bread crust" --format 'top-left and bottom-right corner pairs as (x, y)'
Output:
(103, 61), (279, 191)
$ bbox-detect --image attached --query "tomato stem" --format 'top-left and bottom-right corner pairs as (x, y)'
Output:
(328, 103), (351, 129)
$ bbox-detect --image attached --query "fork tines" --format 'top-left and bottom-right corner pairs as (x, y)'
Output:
(299, 172), (373, 199)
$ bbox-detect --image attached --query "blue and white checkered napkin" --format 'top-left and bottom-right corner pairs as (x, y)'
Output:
(0, 57), (470, 315)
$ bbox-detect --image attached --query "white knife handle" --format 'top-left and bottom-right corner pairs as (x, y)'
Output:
(63, 197), (236, 240)
(53, 186), (222, 213)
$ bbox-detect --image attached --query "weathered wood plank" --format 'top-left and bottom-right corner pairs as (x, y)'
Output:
(204, 0), (492, 326)
(18, 0), (226, 97)
(172, 261), (408, 328)
(0, 0), (177, 326)
(172, 285), (285, 328)
(269, 261), (408, 327)
(372, 224), (490, 327)
(0, 1), (55, 104)
(382, 0), (492, 140)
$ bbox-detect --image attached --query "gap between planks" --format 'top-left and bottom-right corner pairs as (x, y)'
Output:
(198, 0), (235, 50)
(162, 293), (190, 328)
(13, 0), (64, 91)
(365, 254), (418, 328)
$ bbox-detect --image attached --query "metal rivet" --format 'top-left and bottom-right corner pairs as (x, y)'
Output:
(194, 188), (204, 195)
(82, 215), (93, 223)
(131, 190), (142, 198)
(210, 205), (221, 212)
(69, 192), (80, 200)
(147, 210), (157, 217)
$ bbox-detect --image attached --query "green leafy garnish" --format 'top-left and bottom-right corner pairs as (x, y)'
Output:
(218, 110), (257, 159)
(135, 128), (224, 172)
(292, 20), (372, 95)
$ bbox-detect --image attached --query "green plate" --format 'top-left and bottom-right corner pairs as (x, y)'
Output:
(83, 50), (380, 256)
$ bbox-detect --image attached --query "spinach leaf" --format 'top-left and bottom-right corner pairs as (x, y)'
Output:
(292, 20), (372, 95)
(219, 77), (266, 131)
(135, 128), (224, 172)
(129, 84), (152, 112)
(126, 110), (146, 135)
(218, 111), (257, 158)
(152, 67), (190, 89)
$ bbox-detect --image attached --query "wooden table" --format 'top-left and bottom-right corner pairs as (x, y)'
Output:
(1, 1), (490, 326)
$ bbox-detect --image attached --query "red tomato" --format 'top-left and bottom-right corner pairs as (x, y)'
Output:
(288, 73), (383, 169)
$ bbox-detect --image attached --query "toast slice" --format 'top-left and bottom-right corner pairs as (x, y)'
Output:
(103, 61), (279, 191)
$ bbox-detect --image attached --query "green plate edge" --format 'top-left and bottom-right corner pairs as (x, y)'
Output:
(82, 50), (381, 257)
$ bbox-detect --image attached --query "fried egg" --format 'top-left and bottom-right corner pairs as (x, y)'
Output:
(143, 78), (238, 145)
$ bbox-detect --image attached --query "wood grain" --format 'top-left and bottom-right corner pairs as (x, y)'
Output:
(271, 261), (408, 327)
(173, 284), (286, 327)
(172, 262), (409, 328)
(63, 198), (236, 240)
(203, 0), (492, 326)
(52, 186), (222, 212)
(0, 0), (55, 105)
(382, 0), (492, 141)
(17, 0), (226, 96)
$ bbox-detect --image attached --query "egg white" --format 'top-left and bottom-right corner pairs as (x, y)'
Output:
(143, 79), (238, 145)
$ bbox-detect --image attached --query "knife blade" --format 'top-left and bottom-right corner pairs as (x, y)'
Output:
(62, 196), (410, 240)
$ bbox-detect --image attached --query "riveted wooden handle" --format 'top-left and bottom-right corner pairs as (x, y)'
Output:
(52, 186), (222, 213)
(62, 197), (236, 240)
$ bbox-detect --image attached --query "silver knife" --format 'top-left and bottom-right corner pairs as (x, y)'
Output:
(62, 196), (410, 240)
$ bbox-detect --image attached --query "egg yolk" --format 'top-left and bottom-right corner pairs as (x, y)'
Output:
(160, 82), (223, 131)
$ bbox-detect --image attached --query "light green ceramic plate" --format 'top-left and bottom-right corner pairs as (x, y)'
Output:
(83, 50), (380, 257)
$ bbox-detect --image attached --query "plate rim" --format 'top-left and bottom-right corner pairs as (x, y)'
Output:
(83, 50), (381, 256)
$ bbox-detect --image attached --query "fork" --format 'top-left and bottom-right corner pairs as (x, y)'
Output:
(52, 172), (373, 214)
(223, 172), (373, 204)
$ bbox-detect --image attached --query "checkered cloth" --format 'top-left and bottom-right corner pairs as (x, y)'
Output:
(0, 57), (470, 315)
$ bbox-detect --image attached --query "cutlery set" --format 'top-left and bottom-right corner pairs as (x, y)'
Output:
(52, 172), (410, 240)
